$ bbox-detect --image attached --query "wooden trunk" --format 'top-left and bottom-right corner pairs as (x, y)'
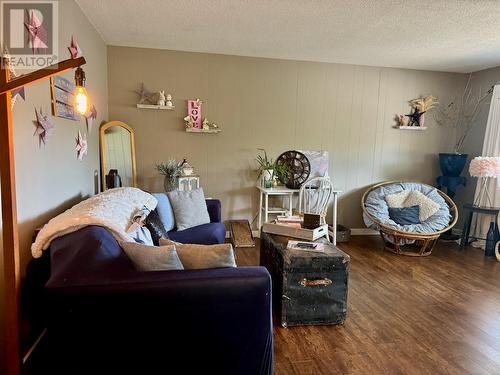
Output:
(260, 232), (350, 327)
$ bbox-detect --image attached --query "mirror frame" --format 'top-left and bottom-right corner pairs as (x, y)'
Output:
(99, 120), (137, 190)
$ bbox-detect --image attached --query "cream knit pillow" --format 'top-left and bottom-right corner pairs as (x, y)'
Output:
(160, 239), (237, 269)
(385, 190), (440, 222)
(120, 241), (184, 271)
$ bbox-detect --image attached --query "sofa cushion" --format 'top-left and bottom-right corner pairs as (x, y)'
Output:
(160, 239), (236, 269)
(167, 188), (211, 231)
(120, 241), (184, 271)
(168, 222), (226, 245)
(151, 192), (175, 231)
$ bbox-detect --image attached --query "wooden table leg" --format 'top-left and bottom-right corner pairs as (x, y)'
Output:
(288, 194), (293, 216)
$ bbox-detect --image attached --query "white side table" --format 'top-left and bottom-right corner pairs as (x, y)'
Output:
(257, 185), (341, 245)
(257, 186), (299, 232)
(177, 175), (200, 191)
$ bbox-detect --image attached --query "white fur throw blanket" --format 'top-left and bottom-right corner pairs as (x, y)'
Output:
(31, 187), (157, 258)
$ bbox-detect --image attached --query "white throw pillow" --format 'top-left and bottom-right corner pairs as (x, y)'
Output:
(120, 241), (184, 271)
(167, 188), (211, 231)
(160, 239), (237, 269)
(385, 190), (440, 222)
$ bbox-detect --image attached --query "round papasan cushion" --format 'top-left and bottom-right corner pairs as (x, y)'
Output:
(363, 182), (451, 234)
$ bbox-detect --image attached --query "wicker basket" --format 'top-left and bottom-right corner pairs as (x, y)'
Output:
(328, 224), (351, 243)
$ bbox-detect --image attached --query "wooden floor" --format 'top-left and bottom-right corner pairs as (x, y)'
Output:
(235, 236), (500, 375)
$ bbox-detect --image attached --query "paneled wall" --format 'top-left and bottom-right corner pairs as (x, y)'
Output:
(107, 46), (466, 229)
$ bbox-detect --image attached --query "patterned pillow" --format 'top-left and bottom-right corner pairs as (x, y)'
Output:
(145, 209), (169, 246)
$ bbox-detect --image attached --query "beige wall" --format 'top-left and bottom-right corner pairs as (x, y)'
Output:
(107, 46), (466, 230)
(0, 0), (108, 368)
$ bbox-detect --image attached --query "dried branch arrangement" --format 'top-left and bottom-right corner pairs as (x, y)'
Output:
(433, 74), (494, 153)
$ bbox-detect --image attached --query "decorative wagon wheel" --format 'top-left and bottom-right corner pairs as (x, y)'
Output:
(276, 150), (310, 189)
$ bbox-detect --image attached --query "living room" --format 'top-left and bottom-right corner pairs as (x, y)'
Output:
(1, 1), (499, 374)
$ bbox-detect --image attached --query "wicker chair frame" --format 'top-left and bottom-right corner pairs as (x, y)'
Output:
(361, 181), (458, 257)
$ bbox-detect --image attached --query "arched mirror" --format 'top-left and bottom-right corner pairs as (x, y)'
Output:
(100, 121), (137, 190)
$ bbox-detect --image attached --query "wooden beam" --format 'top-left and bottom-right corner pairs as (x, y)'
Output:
(0, 61), (21, 375)
(0, 56), (86, 94)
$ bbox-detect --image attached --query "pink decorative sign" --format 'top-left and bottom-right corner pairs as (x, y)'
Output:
(187, 100), (202, 129)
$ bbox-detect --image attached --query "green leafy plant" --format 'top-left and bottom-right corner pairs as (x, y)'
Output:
(255, 149), (275, 178)
(156, 159), (182, 177)
(274, 162), (290, 184)
(156, 159), (182, 191)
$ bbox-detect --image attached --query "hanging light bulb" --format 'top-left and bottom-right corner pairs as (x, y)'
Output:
(74, 66), (89, 115)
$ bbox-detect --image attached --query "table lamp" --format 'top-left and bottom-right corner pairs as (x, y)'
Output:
(469, 156), (500, 207)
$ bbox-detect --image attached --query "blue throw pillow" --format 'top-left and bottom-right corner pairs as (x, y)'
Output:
(152, 192), (175, 231)
(388, 206), (421, 225)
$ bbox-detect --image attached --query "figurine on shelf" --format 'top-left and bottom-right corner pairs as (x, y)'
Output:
(184, 115), (194, 129)
(157, 90), (166, 106)
(166, 94), (173, 107)
(202, 117), (220, 131)
(398, 114), (409, 127)
(202, 118), (210, 130)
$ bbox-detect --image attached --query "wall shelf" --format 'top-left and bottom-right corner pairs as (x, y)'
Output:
(136, 104), (175, 110)
(185, 127), (221, 134)
(396, 126), (427, 131)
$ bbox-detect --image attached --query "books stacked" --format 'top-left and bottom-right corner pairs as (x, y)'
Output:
(287, 240), (326, 253)
(275, 215), (302, 228)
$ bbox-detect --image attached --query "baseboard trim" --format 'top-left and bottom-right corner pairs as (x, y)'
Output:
(350, 228), (378, 235)
(229, 228), (461, 238)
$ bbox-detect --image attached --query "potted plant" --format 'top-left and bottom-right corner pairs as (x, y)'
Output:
(156, 159), (183, 192)
(256, 149), (275, 188)
(434, 74), (494, 177)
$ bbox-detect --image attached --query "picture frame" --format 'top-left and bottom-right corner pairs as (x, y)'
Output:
(50, 75), (80, 121)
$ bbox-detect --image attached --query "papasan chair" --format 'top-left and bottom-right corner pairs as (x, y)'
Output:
(362, 181), (458, 256)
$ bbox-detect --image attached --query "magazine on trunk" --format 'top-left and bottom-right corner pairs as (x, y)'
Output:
(287, 240), (326, 252)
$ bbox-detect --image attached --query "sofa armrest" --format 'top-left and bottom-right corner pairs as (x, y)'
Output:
(206, 198), (221, 223)
(44, 266), (273, 374)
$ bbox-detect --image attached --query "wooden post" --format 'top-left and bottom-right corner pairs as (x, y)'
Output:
(0, 55), (86, 374)
(0, 61), (21, 375)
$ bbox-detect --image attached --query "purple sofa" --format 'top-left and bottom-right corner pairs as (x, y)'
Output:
(26, 225), (273, 374)
(151, 192), (226, 245)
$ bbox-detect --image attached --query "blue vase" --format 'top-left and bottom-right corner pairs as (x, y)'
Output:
(439, 153), (468, 177)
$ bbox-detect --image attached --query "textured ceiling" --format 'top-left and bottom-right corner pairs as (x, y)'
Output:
(76, 0), (500, 73)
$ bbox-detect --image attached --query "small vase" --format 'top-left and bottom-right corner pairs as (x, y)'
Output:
(261, 169), (274, 188)
(418, 112), (425, 127)
(164, 176), (177, 192)
(485, 222), (496, 257)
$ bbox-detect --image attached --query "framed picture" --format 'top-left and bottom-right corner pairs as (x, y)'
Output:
(50, 75), (80, 121)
